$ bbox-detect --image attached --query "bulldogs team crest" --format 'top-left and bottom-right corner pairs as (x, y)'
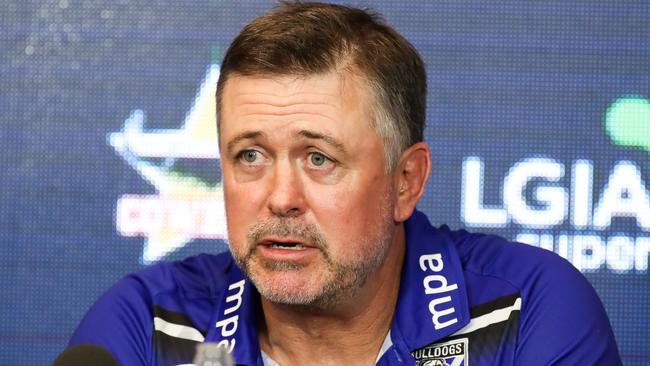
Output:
(412, 338), (468, 366)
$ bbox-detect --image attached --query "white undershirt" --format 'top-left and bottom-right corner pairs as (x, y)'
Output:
(260, 331), (393, 366)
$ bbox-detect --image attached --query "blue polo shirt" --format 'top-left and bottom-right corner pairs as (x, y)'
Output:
(69, 210), (622, 365)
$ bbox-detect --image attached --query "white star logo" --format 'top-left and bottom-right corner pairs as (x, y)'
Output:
(108, 65), (227, 263)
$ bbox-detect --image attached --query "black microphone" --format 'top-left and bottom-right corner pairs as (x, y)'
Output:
(52, 344), (118, 366)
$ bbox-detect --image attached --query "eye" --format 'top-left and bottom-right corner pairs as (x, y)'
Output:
(239, 150), (260, 163)
(308, 152), (330, 167)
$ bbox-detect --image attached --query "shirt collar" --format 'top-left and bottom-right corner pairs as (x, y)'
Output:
(205, 262), (261, 366)
(390, 209), (470, 352)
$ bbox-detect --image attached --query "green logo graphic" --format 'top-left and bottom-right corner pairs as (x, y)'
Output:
(605, 96), (650, 154)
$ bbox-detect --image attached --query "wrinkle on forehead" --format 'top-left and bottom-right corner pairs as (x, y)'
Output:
(224, 71), (370, 118)
(225, 69), (370, 104)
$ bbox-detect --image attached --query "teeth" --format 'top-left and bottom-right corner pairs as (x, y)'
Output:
(270, 243), (305, 250)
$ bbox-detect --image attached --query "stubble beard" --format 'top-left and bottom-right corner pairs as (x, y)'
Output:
(230, 205), (395, 310)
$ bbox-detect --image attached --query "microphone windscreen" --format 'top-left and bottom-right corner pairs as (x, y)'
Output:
(193, 343), (234, 366)
(52, 344), (118, 366)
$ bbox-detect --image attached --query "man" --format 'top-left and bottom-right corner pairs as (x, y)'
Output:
(67, 2), (622, 365)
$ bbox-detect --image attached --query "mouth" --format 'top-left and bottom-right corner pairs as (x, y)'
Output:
(258, 238), (312, 251)
(253, 236), (321, 263)
(268, 242), (305, 250)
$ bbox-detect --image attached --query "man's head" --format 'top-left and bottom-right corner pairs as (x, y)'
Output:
(217, 2), (430, 309)
(217, 1), (426, 171)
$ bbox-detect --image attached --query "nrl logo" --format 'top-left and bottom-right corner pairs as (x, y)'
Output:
(412, 338), (469, 366)
(108, 64), (227, 264)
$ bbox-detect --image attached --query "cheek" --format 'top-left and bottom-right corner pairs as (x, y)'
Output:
(224, 180), (264, 240)
(309, 175), (391, 249)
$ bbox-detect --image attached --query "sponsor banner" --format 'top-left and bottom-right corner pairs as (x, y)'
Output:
(460, 97), (649, 274)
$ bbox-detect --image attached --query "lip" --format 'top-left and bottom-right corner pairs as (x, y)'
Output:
(256, 237), (319, 261)
(257, 236), (315, 248)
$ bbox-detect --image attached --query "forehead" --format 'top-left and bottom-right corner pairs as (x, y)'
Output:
(221, 70), (371, 107)
(218, 71), (376, 136)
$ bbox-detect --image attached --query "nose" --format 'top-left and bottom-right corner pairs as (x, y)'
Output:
(266, 159), (306, 218)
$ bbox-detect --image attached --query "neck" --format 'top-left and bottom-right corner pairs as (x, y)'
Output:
(258, 225), (405, 366)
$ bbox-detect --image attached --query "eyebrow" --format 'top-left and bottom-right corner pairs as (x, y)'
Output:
(226, 131), (264, 156)
(297, 130), (347, 155)
(225, 129), (347, 156)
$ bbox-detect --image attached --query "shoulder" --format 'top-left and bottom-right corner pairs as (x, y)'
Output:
(447, 229), (621, 364)
(68, 252), (236, 365)
(83, 251), (236, 325)
(96, 251), (234, 309)
(447, 227), (597, 311)
(452, 229), (584, 296)
(133, 252), (235, 299)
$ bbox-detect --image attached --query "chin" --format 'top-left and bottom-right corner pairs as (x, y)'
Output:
(252, 268), (331, 306)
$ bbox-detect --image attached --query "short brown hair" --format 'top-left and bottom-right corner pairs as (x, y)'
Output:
(216, 1), (426, 170)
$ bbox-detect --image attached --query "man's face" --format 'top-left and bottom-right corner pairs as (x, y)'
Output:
(219, 71), (397, 308)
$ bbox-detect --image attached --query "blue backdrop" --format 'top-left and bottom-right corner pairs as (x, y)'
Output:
(1, 1), (648, 364)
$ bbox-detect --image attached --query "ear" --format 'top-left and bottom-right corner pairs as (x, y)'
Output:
(393, 142), (431, 222)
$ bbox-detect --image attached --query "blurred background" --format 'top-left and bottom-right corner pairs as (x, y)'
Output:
(1, 1), (648, 364)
